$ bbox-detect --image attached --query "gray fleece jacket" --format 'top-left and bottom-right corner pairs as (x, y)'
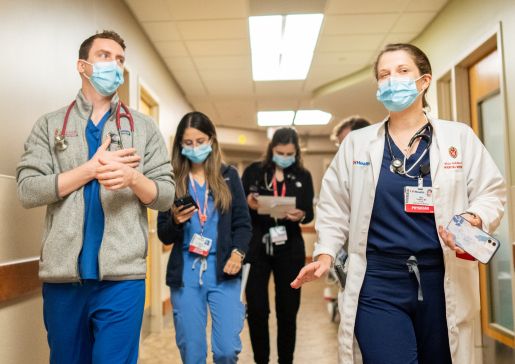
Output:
(16, 91), (175, 282)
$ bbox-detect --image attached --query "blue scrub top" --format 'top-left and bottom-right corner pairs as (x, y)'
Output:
(182, 179), (219, 254)
(367, 133), (440, 255)
(79, 110), (110, 279)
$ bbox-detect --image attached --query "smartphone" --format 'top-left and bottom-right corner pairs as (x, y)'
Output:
(446, 214), (500, 264)
(333, 249), (348, 289)
(174, 195), (198, 210)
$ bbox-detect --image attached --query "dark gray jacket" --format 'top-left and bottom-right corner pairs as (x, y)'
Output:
(16, 91), (175, 282)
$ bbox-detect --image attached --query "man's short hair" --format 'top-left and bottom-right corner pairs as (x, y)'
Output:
(79, 30), (126, 60)
(331, 115), (371, 141)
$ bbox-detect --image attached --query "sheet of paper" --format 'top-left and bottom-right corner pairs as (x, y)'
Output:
(256, 196), (296, 219)
(240, 263), (251, 303)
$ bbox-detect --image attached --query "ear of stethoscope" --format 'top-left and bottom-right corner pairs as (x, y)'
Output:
(55, 100), (134, 152)
(386, 121), (432, 178)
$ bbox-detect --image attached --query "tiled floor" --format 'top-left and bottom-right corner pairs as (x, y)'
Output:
(139, 278), (339, 363)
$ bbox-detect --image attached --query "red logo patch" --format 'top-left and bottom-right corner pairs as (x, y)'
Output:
(449, 146), (458, 159)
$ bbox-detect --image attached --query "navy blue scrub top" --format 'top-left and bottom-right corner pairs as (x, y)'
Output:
(79, 110), (110, 279)
(367, 132), (440, 255)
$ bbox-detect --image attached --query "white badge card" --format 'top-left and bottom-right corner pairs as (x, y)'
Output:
(188, 233), (212, 256)
(404, 186), (434, 213)
(269, 226), (287, 245)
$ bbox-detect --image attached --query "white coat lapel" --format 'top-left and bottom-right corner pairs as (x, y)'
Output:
(369, 123), (386, 188)
(429, 118), (441, 183)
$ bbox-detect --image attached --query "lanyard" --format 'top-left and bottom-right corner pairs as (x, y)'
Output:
(189, 173), (209, 234)
(272, 176), (286, 197)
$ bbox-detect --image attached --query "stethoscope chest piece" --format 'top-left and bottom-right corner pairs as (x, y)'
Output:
(55, 135), (68, 151)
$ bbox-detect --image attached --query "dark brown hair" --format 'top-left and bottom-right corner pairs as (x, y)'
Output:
(373, 43), (432, 108)
(171, 112), (232, 213)
(79, 30), (126, 60)
(262, 127), (303, 170)
(331, 115), (370, 141)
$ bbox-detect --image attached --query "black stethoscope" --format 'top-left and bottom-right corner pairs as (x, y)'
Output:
(385, 121), (432, 179)
(55, 100), (134, 151)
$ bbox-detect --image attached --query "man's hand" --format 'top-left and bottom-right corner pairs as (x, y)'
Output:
(88, 136), (141, 172)
(96, 158), (138, 190)
(291, 254), (332, 289)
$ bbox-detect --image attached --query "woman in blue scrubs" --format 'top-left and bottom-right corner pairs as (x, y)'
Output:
(157, 111), (252, 364)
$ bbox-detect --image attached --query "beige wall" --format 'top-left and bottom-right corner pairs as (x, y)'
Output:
(0, 0), (191, 362)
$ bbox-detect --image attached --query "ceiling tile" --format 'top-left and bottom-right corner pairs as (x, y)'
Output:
(304, 65), (364, 91)
(177, 19), (248, 40)
(391, 12), (437, 33)
(254, 81), (305, 97)
(405, 0), (449, 12)
(165, 0), (248, 20)
(316, 34), (385, 52)
(322, 14), (399, 34)
(172, 71), (207, 96)
(185, 39), (250, 56)
(154, 40), (189, 57)
(203, 73), (253, 96)
(214, 100), (256, 126)
(194, 56), (251, 71)
(379, 33), (418, 48)
(164, 57), (197, 72)
(311, 51), (372, 67)
(189, 99), (220, 120)
(257, 98), (300, 110)
(325, 0), (408, 14)
(142, 21), (181, 41)
(125, 0), (173, 21)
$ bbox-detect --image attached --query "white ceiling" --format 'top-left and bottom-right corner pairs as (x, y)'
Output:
(125, 0), (449, 135)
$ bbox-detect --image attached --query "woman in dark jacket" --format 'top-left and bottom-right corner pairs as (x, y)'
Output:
(242, 127), (314, 364)
(157, 111), (252, 364)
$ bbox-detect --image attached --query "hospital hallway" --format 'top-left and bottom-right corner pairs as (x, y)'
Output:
(139, 276), (339, 363)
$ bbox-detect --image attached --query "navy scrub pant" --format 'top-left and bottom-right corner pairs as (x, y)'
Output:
(42, 280), (145, 364)
(355, 252), (452, 364)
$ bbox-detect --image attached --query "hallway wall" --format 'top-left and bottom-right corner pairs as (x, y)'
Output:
(0, 0), (191, 362)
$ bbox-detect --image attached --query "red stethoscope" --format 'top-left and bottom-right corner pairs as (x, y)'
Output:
(55, 100), (134, 151)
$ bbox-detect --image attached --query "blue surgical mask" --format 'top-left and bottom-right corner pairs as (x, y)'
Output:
(376, 75), (425, 112)
(83, 60), (124, 96)
(273, 154), (296, 169)
(182, 143), (212, 164)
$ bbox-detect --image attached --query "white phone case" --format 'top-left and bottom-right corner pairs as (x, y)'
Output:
(446, 215), (500, 264)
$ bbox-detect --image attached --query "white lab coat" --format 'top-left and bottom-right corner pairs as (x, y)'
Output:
(313, 116), (506, 364)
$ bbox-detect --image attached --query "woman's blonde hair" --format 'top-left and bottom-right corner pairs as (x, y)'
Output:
(171, 112), (232, 212)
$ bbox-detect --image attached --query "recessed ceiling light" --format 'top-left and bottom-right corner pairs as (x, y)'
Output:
(293, 110), (332, 125)
(257, 111), (295, 126)
(249, 14), (324, 81)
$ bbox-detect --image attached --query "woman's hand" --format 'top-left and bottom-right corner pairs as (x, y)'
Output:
(172, 204), (197, 224)
(438, 213), (482, 254)
(286, 208), (305, 222)
(290, 254), (332, 289)
(223, 252), (243, 275)
(247, 193), (259, 210)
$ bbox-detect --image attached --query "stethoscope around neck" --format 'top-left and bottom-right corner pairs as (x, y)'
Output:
(54, 100), (134, 151)
(385, 120), (433, 179)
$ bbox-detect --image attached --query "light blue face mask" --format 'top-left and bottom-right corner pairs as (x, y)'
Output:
(83, 60), (124, 96)
(182, 143), (212, 164)
(273, 154), (296, 169)
(376, 75), (425, 112)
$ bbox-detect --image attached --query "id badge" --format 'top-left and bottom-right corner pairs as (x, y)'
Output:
(269, 226), (287, 245)
(404, 186), (434, 213)
(188, 233), (212, 256)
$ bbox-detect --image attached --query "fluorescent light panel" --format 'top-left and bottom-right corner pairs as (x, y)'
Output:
(249, 14), (323, 81)
(257, 110), (331, 126)
(294, 110), (332, 125)
(257, 111), (295, 126)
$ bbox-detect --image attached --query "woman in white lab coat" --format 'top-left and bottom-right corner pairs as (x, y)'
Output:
(291, 43), (505, 364)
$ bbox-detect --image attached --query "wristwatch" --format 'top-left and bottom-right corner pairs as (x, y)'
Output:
(232, 248), (246, 261)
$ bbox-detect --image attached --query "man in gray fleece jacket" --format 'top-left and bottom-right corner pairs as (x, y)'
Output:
(16, 30), (175, 363)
